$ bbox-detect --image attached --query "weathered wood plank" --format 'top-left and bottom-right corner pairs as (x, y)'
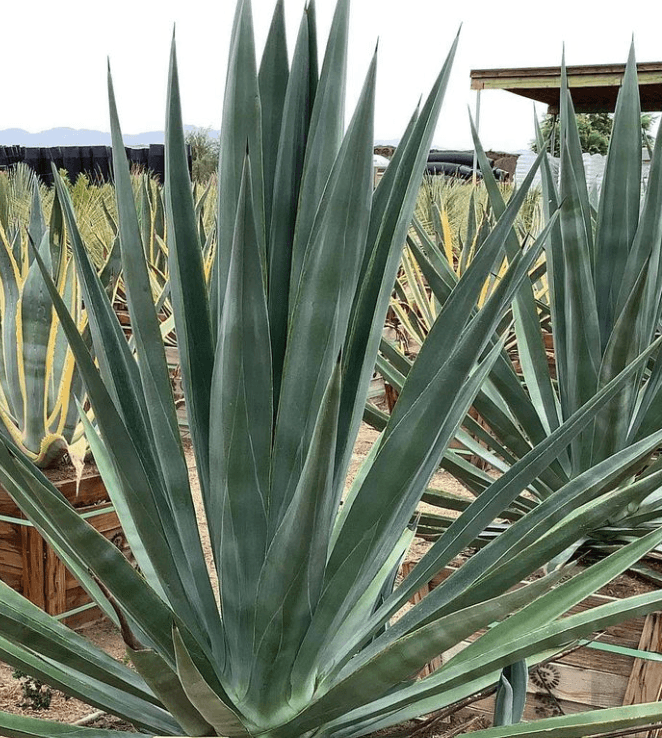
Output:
(623, 613), (662, 738)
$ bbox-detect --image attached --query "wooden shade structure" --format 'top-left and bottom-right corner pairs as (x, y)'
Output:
(470, 62), (662, 114)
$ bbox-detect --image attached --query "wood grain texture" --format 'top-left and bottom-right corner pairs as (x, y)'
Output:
(623, 613), (662, 738)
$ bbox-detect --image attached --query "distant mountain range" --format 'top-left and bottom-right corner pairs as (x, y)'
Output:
(0, 127), (404, 149)
(0, 126), (220, 147)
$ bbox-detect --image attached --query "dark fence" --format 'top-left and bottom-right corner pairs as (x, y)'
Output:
(0, 144), (190, 185)
(427, 150), (508, 182)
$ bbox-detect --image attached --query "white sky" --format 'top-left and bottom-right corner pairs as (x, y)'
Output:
(4, 0), (661, 152)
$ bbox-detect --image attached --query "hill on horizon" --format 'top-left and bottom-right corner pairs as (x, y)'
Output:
(0, 127), (405, 149)
(0, 126), (219, 147)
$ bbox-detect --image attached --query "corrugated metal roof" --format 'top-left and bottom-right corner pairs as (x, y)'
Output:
(470, 62), (662, 113)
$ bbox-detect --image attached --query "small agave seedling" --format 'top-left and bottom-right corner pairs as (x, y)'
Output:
(4, 3), (662, 738)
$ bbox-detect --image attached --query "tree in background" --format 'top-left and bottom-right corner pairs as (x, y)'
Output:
(185, 126), (220, 182)
(532, 112), (655, 156)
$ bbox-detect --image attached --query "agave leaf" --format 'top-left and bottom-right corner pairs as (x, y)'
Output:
(370, 339), (662, 628)
(594, 43), (642, 344)
(559, 55), (594, 264)
(76, 404), (167, 600)
(210, 155), (271, 690)
(50, 170), (216, 650)
(0, 711), (136, 737)
(452, 525), (662, 663)
(258, 0), (288, 243)
(320, 526), (416, 669)
(164, 36), (215, 528)
(269, 49), (375, 531)
(386, 150), (549, 435)
(0, 579), (155, 703)
(173, 628), (250, 737)
(0, 633), (179, 734)
(301, 338), (507, 683)
(108, 63), (222, 652)
(467, 702), (662, 738)
(493, 661), (527, 727)
(288, 0), (349, 299)
(27, 181), (46, 257)
(333, 585), (662, 735)
(129, 647), (215, 736)
(249, 364), (341, 716)
(214, 0), (265, 327)
(590, 266), (650, 464)
(324, 671), (501, 738)
(337, 36), (459, 489)
(457, 438), (662, 601)
(0, 433), (180, 657)
(284, 572), (564, 734)
(267, 2), (317, 405)
(470, 116), (560, 437)
(0, 227), (23, 421)
(20, 231), (54, 456)
(558, 83), (601, 475)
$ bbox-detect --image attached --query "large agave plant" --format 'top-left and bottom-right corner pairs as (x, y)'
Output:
(0, 167), (118, 467)
(389, 48), (662, 554)
(5, 4), (662, 738)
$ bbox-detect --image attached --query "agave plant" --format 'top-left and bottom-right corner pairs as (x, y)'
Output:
(380, 179), (548, 424)
(386, 177), (548, 363)
(5, 3), (662, 738)
(0, 166), (119, 467)
(378, 48), (662, 555)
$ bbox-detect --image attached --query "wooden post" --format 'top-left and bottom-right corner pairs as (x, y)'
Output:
(623, 613), (662, 738)
(472, 89), (482, 186)
(21, 525), (45, 610)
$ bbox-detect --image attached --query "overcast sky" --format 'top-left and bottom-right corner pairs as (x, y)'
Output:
(4, 0), (660, 152)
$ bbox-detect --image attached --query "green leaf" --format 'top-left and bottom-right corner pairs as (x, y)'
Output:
(173, 628), (250, 737)
(214, 0), (265, 326)
(270, 48), (375, 532)
(594, 43), (642, 344)
(164, 35), (215, 512)
(20, 232), (54, 455)
(268, 2), (317, 406)
(249, 364), (341, 717)
(337, 35), (459, 489)
(209, 155), (272, 691)
(130, 647), (215, 736)
(467, 702), (662, 738)
(288, 0), (349, 298)
(0, 711), (137, 738)
(258, 0), (288, 245)
(493, 661), (527, 727)
(108, 67), (221, 644)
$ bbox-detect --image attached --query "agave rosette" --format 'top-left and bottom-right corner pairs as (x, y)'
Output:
(2, 4), (662, 738)
(0, 169), (90, 467)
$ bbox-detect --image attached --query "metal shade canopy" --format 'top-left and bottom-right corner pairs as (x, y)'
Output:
(470, 62), (662, 114)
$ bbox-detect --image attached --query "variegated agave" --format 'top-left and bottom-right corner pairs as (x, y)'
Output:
(4, 4), (662, 738)
(0, 166), (118, 467)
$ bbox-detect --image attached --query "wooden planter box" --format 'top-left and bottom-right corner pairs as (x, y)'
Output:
(401, 561), (662, 728)
(0, 470), (129, 628)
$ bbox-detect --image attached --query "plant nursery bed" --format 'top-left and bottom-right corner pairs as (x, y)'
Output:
(401, 561), (662, 730)
(0, 462), (130, 628)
